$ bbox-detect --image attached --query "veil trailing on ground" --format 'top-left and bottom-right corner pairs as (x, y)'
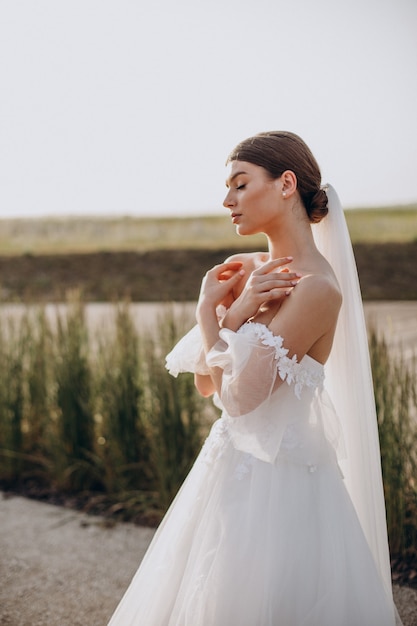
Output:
(312, 186), (393, 598)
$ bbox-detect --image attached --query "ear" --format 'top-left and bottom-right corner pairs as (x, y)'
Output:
(279, 170), (297, 198)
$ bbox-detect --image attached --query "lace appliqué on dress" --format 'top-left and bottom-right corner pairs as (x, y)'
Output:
(238, 322), (324, 399)
(280, 423), (300, 451)
(233, 453), (256, 480)
(200, 419), (230, 467)
(200, 419), (256, 480)
(280, 423), (319, 474)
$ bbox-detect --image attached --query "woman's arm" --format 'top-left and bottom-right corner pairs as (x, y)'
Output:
(195, 257), (299, 397)
(220, 257), (298, 331)
(197, 272), (341, 418)
(267, 273), (342, 367)
(196, 262), (245, 395)
(194, 372), (216, 397)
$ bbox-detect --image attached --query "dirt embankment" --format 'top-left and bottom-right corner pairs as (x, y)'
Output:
(0, 242), (416, 303)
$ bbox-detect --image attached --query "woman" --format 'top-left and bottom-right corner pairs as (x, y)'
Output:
(108, 131), (401, 625)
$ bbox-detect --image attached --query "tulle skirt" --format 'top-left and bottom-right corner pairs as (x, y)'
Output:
(108, 419), (396, 626)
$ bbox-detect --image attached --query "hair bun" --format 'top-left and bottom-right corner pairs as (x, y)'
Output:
(307, 188), (329, 224)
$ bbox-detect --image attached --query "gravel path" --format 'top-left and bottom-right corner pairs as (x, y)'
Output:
(1, 494), (416, 626)
(0, 494), (154, 625)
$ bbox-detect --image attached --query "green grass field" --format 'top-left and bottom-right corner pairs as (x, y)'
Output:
(0, 205), (416, 255)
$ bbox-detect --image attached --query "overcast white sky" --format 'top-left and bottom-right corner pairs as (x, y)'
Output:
(1, 0), (416, 217)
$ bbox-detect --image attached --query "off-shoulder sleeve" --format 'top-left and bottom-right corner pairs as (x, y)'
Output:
(206, 323), (299, 417)
(205, 323), (305, 463)
(165, 324), (210, 377)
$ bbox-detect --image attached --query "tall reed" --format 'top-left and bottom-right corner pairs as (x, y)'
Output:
(0, 316), (27, 480)
(54, 299), (96, 491)
(370, 330), (417, 561)
(95, 304), (150, 493)
(143, 311), (204, 509)
(23, 308), (56, 484)
(0, 300), (416, 565)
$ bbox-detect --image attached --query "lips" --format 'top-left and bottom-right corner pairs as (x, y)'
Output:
(231, 213), (242, 223)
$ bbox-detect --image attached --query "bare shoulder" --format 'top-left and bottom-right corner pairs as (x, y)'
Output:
(224, 251), (269, 272)
(268, 270), (342, 362)
(299, 271), (342, 301)
(294, 272), (342, 312)
(272, 270), (342, 332)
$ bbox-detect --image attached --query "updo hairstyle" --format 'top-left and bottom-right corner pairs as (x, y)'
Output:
(227, 131), (328, 224)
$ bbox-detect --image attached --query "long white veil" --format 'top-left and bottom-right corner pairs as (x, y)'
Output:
(312, 186), (393, 597)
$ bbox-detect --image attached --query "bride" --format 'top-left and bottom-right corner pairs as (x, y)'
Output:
(108, 131), (402, 625)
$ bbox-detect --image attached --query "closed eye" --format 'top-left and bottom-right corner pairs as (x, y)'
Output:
(236, 184), (246, 190)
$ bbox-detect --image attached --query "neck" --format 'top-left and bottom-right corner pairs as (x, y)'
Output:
(267, 218), (317, 265)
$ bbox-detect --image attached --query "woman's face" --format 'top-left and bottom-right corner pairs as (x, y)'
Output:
(223, 160), (283, 236)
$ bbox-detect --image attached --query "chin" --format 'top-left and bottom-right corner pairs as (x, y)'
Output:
(236, 225), (258, 237)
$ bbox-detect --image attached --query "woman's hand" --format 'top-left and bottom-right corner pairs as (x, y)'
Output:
(222, 257), (300, 330)
(196, 262), (246, 389)
(196, 261), (245, 316)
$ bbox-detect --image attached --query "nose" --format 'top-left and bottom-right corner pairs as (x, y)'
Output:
(223, 189), (235, 209)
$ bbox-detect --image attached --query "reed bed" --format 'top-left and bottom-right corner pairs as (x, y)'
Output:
(0, 299), (208, 524)
(369, 330), (417, 575)
(0, 300), (416, 574)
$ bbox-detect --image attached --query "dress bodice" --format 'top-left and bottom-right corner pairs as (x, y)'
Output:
(166, 321), (341, 467)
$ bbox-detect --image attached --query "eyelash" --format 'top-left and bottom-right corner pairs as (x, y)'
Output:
(236, 184), (246, 190)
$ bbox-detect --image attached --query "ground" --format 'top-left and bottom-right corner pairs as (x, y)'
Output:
(0, 494), (416, 626)
(0, 242), (417, 303)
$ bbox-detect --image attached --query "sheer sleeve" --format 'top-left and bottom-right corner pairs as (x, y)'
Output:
(206, 322), (301, 417)
(165, 305), (228, 377)
(167, 321), (325, 464)
(165, 324), (210, 377)
(205, 323), (313, 463)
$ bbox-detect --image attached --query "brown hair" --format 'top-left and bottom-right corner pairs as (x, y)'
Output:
(226, 131), (328, 224)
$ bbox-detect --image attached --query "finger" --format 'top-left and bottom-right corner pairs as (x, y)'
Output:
(280, 268), (303, 278)
(261, 283), (297, 298)
(220, 261), (243, 271)
(259, 281), (297, 298)
(249, 279), (298, 297)
(254, 257), (293, 275)
(207, 261), (242, 278)
(256, 273), (300, 287)
(218, 265), (244, 280)
(218, 267), (245, 281)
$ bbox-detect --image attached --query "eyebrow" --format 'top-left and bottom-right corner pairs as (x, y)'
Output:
(225, 170), (248, 187)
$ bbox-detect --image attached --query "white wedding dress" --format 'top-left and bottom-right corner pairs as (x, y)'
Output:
(108, 186), (401, 625)
(108, 321), (397, 626)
